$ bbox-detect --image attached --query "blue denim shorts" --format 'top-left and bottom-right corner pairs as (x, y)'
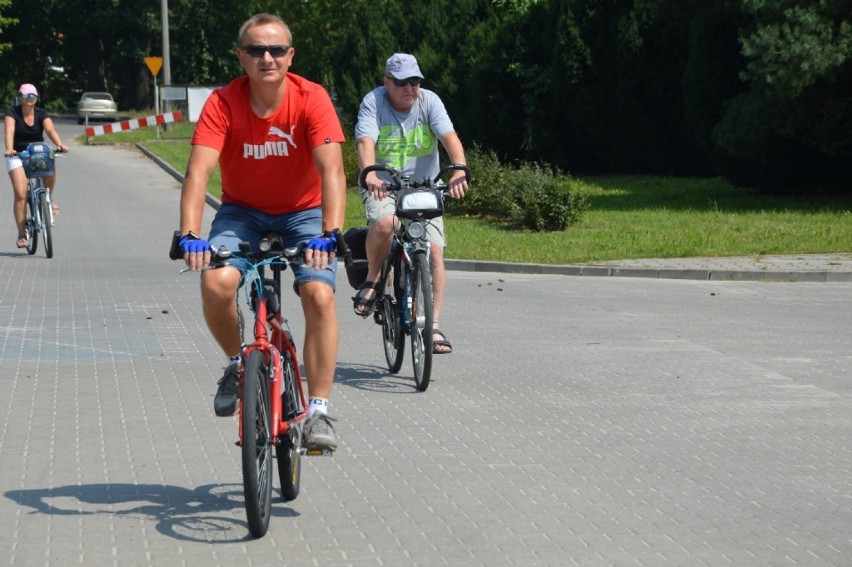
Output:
(208, 203), (336, 293)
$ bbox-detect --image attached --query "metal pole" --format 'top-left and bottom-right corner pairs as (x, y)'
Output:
(154, 77), (161, 140)
(161, 0), (171, 87)
(161, 0), (172, 126)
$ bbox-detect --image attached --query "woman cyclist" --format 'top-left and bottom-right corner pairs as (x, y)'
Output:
(4, 83), (69, 248)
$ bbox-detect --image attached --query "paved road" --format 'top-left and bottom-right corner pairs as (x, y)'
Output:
(2, 119), (852, 566)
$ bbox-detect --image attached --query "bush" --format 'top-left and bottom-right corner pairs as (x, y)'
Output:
(504, 163), (588, 231)
(449, 144), (588, 231)
(45, 98), (68, 114)
(345, 140), (589, 232)
(454, 144), (507, 216)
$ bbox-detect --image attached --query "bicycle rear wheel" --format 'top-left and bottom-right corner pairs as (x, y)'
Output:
(381, 262), (405, 373)
(25, 195), (37, 256)
(38, 192), (53, 258)
(277, 347), (302, 502)
(410, 251), (434, 391)
(241, 349), (273, 537)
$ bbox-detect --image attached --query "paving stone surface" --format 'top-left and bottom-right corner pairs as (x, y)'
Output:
(1, 119), (851, 566)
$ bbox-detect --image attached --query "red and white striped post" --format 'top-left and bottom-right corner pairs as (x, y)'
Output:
(84, 111), (184, 141)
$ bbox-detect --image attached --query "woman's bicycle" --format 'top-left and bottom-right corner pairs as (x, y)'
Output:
(348, 163), (471, 391)
(19, 142), (62, 258)
(171, 230), (346, 538)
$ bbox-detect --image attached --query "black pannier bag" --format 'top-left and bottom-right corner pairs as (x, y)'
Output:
(343, 227), (369, 289)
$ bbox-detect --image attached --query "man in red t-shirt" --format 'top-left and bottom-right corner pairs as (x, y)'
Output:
(177, 13), (346, 451)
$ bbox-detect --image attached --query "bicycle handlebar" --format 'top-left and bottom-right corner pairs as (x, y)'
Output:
(169, 228), (351, 265)
(358, 163), (471, 192)
(211, 241), (305, 267)
(8, 145), (68, 157)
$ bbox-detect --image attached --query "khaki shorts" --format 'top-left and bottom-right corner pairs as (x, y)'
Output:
(359, 187), (446, 249)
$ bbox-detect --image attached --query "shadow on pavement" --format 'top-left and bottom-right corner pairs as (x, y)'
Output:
(5, 482), (299, 543)
(334, 362), (424, 394)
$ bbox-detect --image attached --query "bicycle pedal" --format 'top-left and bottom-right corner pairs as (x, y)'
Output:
(303, 448), (333, 457)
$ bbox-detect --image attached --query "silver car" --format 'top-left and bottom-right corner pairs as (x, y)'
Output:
(76, 92), (118, 124)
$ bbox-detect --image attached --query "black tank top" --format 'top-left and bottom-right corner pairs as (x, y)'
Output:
(5, 105), (48, 152)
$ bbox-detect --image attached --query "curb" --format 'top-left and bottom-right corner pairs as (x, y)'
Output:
(444, 259), (852, 282)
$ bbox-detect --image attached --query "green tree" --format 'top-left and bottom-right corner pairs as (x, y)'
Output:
(0, 0), (69, 106)
(0, 0), (160, 109)
(712, 0), (852, 191)
(283, 0), (359, 86)
(461, 0), (710, 175)
(168, 0), (259, 86)
(0, 0), (16, 55)
(333, 0), (497, 129)
(2, 0), (849, 193)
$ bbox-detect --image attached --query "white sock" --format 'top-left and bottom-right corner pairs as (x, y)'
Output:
(308, 397), (329, 419)
(226, 354), (241, 368)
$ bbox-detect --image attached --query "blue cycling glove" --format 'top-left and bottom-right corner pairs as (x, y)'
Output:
(179, 232), (211, 254)
(305, 231), (338, 254)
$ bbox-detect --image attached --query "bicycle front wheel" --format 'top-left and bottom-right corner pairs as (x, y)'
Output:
(277, 348), (302, 502)
(39, 192), (53, 258)
(241, 349), (273, 537)
(25, 195), (37, 256)
(410, 251), (434, 391)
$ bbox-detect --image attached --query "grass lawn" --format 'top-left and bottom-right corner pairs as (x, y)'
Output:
(83, 124), (852, 265)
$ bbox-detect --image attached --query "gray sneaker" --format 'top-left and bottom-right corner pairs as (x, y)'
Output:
(304, 414), (338, 451)
(214, 364), (240, 417)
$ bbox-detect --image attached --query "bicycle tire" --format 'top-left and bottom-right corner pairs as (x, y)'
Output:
(277, 349), (302, 502)
(410, 251), (434, 391)
(381, 263), (405, 373)
(25, 192), (37, 256)
(39, 192), (53, 258)
(241, 349), (273, 537)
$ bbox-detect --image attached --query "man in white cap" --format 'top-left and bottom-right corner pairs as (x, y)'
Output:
(354, 53), (468, 355)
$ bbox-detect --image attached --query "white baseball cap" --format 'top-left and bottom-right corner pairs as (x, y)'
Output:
(385, 53), (424, 80)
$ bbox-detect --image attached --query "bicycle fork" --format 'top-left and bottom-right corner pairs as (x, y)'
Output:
(399, 243), (430, 333)
(236, 344), (281, 447)
(44, 190), (54, 227)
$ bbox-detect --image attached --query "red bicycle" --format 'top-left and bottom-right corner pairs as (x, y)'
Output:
(172, 231), (345, 537)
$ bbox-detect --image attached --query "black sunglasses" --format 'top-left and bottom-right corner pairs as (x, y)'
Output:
(387, 76), (422, 87)
(241, 44), (291, 58)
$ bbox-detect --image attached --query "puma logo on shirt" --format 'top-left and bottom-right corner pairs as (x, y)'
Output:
(243, 125), (298, 159)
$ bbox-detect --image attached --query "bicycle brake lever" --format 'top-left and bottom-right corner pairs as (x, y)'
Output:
(179, 266), (217, 275)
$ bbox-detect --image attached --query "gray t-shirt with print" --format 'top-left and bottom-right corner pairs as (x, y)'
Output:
(354, 87), (455, 183)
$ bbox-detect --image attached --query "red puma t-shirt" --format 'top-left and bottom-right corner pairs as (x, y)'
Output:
(192, 74), (345, 215)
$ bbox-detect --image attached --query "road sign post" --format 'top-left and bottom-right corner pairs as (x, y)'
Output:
(144, 57), (164, 137)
